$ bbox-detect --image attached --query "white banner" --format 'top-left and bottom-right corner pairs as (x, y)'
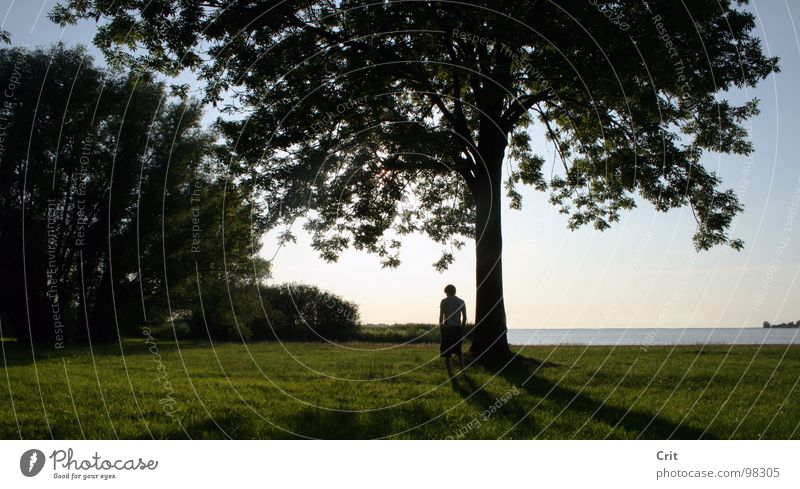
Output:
(1, 440), (798, 488)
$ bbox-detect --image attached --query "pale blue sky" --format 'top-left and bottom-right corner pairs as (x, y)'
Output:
(3, 0), (798, 328)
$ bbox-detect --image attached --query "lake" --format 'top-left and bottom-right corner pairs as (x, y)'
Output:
(506, 327), (800, 346)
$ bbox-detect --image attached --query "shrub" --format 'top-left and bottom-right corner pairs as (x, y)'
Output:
(257, 284), (360, 341)
(190, 283), (262, 341)
(145, 321), (193, 340)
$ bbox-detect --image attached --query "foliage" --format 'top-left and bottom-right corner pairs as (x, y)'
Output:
(145, 282), (363, 342)
(52, 0), (779, 259)
(0, 44), (267, 345)
(259, 283), (361, 341)
(185, 282), (261, 341)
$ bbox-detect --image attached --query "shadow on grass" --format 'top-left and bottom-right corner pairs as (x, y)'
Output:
(0, 338), (210, 367)
(167, 404), (441, 439)
(164, 411), (261, 440)
(285, 404), (443, 439)
(452, 355), (710, 440)
(0, 326), (444, 367)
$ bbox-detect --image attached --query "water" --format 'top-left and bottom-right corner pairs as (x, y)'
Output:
(506, 327), (800, 346)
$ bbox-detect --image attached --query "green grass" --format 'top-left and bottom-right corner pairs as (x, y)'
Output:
(1, 338), (799, 439)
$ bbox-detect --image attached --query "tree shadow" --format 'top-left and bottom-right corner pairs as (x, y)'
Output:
(456, 354), (711, 439)
(281, 404), (442, 439)
(0, 338), (199, 367)
(0, 341), (69, 367)
(161, 411), (260, 440)
(163, 403), (444, 439)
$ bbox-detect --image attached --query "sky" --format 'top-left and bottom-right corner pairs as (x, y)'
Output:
(3, 0), (799, 328)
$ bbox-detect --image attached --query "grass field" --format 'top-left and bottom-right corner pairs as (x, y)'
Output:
(1, 336), (799, 439)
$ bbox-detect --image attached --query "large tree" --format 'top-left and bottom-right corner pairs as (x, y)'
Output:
(0, 45), (267, 346)
(0, 44), (170, 344)
(54, 0), (778, 359)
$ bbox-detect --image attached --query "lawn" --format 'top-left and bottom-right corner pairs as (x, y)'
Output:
(1, 337), (798, 439)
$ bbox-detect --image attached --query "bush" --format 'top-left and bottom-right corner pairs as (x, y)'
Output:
(257, 284), (360, 341)
(184, 282), (360, 341)
(356, 324), (440, 343)
(190, 283), (262, 341)
(145, 321), (193, 340)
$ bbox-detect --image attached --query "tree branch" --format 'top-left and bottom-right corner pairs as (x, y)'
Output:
(502, 91), (553, 129)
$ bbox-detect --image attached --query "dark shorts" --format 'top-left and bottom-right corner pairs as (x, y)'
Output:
(440, 325), (464, 357)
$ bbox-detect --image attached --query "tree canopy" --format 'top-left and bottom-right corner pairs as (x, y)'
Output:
(0, 44), (269, 345)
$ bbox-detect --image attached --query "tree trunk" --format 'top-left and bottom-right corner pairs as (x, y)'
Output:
(85, 256), (118, 343)
(468, 155), (511, 360)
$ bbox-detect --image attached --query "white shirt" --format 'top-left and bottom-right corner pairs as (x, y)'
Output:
(440, 295), (466, 326)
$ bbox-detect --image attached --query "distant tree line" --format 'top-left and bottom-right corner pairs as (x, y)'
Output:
(762, 321), (799, 329)
(0, 45), (359, 349)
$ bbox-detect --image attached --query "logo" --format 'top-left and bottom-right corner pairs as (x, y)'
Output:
(20, 449), (46, 477)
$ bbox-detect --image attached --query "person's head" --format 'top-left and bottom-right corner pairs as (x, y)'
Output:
(444, 284), (456, 296)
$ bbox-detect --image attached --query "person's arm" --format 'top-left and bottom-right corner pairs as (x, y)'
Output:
(461, 302), (467, 327)
(439, 301), (445, 326)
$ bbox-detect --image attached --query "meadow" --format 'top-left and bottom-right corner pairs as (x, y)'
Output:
(1, 332), (798, 439)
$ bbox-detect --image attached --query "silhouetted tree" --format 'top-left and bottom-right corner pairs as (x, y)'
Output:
(0, 44), (165, 345)
(53, 0), (778, 358)
(0, 45), (267, 346)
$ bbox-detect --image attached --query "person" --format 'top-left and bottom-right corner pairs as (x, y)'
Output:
(439, 284), (466, 376)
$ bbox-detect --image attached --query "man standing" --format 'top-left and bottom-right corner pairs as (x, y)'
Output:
(439, 284), (466, 376)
